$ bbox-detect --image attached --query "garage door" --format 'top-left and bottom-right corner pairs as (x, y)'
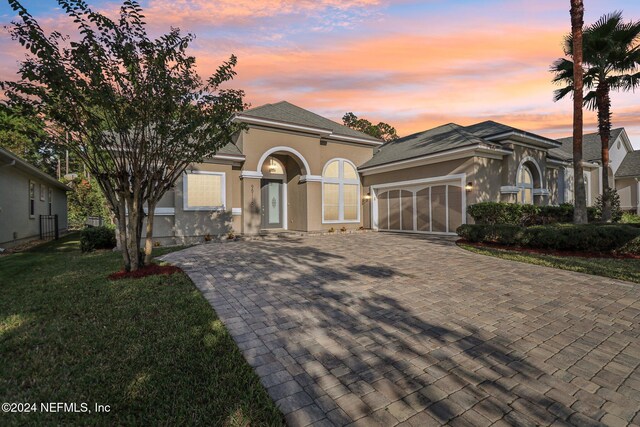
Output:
(375, 183), (463, 234)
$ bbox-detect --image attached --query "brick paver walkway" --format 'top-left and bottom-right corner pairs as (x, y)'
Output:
(161, 233), (640, 426)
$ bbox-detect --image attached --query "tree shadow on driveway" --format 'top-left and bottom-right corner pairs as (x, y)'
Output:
(162, 234), (640, 426)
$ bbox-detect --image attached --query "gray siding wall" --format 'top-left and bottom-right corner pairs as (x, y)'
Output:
(0, 166), (68, 247)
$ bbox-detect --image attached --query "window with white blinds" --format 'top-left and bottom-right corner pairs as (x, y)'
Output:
(183, 172), (225, 210)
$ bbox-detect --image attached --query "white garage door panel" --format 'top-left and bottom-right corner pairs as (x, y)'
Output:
(376, 181), (464, 235)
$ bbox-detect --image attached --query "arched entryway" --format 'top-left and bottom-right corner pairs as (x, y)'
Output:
(255, 148), (310, 231)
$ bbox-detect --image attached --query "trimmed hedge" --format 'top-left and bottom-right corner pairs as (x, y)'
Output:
(80, 226), (117, 252)
(468, 202), (598, 225)
(457, 223), (640, 253)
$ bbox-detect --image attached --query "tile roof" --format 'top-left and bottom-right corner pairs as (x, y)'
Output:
(616, 150), (640, 178)
(359, 123), (489, 169)
(552, 128), (625, 162)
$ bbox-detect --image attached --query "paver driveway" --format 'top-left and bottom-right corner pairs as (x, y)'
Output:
(161, 233), (640, 427)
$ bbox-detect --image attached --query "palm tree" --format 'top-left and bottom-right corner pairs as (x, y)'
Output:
(552, 11), (640, 222)
(558, 0), (588, 224)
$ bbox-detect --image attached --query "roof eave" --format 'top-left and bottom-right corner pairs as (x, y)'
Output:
(233, 114), (383, 146)
(0, 148), (70, 191)
(485, 131), (561, 148)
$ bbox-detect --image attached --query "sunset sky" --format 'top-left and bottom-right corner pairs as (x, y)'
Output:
(1, 0), (639, 146)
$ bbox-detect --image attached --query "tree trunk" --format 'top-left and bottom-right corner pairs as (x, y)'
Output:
(126, 196), (142, 271)
(117, 196), (131, 271)
(596, 80), (612, 222)
(144, 202), (156, 265)
(570, 0), (588, 224)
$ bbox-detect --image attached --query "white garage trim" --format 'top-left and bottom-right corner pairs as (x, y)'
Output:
(370, 173), (466, 235)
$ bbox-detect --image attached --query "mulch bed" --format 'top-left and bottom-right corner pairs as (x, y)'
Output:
(108, 263), (182, 280)
(457, 239), (640, 260)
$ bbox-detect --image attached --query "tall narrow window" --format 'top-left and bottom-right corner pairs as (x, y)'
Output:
(29, 181), (35, 217)
(322, 159), (360, 222)
(48, 188), (53, 215)
(517, 166), (534, 204)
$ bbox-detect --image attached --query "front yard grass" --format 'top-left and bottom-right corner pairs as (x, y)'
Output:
(459, 243), (640, 284)
(0, 234), (283, 426)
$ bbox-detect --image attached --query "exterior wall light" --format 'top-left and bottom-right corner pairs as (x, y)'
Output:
(363, 192), (371, 200)
(465, 182), (473, 192)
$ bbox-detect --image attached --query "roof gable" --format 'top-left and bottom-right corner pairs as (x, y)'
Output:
(554, 128), (625, 162)
(237, 101), (381, 143)
(359, 123), (488, 169)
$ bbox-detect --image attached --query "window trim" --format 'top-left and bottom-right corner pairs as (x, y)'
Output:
(29, 180), (35, 218)
(322, 158), (361, 224)
(182, 171), (226, 211)
(517, 165), (534, 204)
(48, 187), (53, 215)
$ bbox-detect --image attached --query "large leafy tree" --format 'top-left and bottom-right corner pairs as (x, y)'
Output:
(3, 0), (246, 271)
(551, 10), (640, 222)
(0, 105), (65, 176)
(342, 112), (399, 142)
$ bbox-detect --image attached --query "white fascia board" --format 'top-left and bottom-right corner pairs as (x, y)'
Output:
(533, 188), (550, 196)
(548, 158), (571, 166)
(326, 134), (383, 146)
(582, 161), (600, 168)
(485, 131), (561, 148)
(233, 115), (332, 136)
(240, 171), (263, 179)
(500, 186), (520, 194)
(210, 154), (245, 161)
(370, 173), (466, 190)
(299, 174), (323, 183)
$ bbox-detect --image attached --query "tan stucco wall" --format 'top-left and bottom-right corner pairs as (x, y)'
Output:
(547, 168), (561, 205)
(362, 158), (471, 188)
(0, 166), (68, 247)
(616, 177), (638, 211)
(240, 126), (374, 233)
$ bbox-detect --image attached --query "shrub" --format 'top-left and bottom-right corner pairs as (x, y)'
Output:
(456, 224), (524, 245)
(594, 188), (622, 223)
(467, 202), (539, 226)
(469, 202), (600, 225)
(526, 224), (640, 252)
(617, 236), (640, 255)
(80, 226), (116, 252)
(621, 212), (640, 224)
(457, 223), (640, 253)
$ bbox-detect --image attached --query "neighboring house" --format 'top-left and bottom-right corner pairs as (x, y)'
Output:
(0, 147), (70, 248)
(146, 102), (640, 242)
(552, 128), (640, 211)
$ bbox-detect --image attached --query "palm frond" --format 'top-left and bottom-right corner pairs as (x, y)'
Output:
(550, 58), (574, 83)
(583, 91), (598, 110)
(585, 11), (623, 38)
(609, 72), (640, 91)
(553, 85), (573, 102)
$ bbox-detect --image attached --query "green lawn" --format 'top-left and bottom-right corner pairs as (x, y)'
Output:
(459, 243), (640, 284)
(0, 234), (283, 426)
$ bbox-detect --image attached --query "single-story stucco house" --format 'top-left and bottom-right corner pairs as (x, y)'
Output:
(0, 147), (69, 248)
(147, 101), (640, 243)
